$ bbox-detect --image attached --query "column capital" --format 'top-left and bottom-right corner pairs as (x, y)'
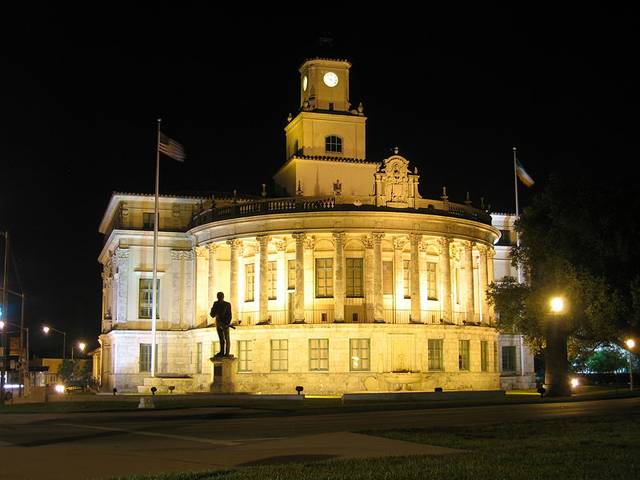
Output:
(409, 232), (422, 245)
(372, 232), (385, 243)
(195, 246), (209, 258)
(274, 239), (287, 252)
(393, 236), (407, 250)
(477, 243), (489, 257)
(486, 247), (496, 259)
(226, 238), (243, 250)
(332, 232), (346, 243)
(362, 235), (374, 249)
(463, 240), (476, 251)
(257, 235), (270, 248)
(208, 243), (219, 253)
(292, 232), (306, 242)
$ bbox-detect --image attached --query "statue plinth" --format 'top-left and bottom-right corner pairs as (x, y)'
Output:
(209, 356), (237, 393)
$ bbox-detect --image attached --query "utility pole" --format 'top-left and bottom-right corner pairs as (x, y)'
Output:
(1, 231), (9, 405)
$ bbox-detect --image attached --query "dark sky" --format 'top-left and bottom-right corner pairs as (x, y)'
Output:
(1, 8), (638, 356)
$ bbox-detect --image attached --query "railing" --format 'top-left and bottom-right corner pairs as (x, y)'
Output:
(232, 308), (493, 326)
(190, 196), (492, 228)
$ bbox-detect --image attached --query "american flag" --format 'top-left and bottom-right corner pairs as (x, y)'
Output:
(159, 132), (186, 162)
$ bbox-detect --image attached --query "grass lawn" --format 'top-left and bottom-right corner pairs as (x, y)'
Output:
(113, 413), (640, 480)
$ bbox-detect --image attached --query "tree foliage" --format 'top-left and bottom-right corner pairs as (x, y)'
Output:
(488, 171), (640, 356)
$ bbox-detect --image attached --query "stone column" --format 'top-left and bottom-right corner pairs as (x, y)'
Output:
(195, 246), (209, 325)
(257, 235), (270, 323)
(333, 232), (346, 322)
(226, 239), (242, 322)
(363, 236), (375, 322)
(275, 240), (287, 315)
(478, 245), (489, 324)
(303, 236), (315, 319)
(207, 244), (218, 308)
(438, 237), (452, 323)
(182, 250), (195, 327)
(487, 248), (496, 323)
(393, 237), (407, 318)
(170, 250), (182, 326)
(292, 233), (306, 322)
(419, 241), (429, 315)
(463, 241), (475, 322)
(115, 248), (129, 324)
(372, 233), (385, 322)
(409, 233), (422, 322)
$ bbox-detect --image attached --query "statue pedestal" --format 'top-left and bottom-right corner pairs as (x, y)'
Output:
(210, 356), (237, 393)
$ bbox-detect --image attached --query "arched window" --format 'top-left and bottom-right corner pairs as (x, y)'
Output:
(325, 135), (342, 153)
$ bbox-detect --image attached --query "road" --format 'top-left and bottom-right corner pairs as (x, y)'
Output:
(1, 397), (638, 479)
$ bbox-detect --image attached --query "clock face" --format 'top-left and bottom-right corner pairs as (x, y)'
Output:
(323, 71), (339, 87)
(302, 75), (308, 91)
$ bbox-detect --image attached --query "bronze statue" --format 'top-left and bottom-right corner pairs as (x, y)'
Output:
(210, 291), (233, 357)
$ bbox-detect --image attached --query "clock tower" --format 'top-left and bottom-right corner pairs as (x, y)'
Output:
(274, 58), (376, 198)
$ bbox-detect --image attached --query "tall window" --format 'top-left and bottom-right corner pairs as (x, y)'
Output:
(428, 339), (444, 371)
(287, 259), (296, 290)
(139, 344), (157, 372)
(403, 260), (411, 298)
(139, 279), (159, 319)
(271, 339), (288, 371)
(267, 261), (277, 300)
(455, 268), (461, 305)
(325, 135), (342, 153)
(245, 263), (255, 302)
(383, 261), (394, 294)
(139, 343), (152, 372)
(350, 338), (370, 371)
(196, 342), (202, 374)
(315, 258), (334, 298)
(346, 258), (364, 297)
(502, 346), (517, 373)
(310, 339), (329, 371)
(480, 340), (488, 372)
(459, 340), (470, 371)
(493, 341), (498, 372)
(238, 340), (252, 372)
(143, 212), (156, 230)
(427, 262), (438, 300)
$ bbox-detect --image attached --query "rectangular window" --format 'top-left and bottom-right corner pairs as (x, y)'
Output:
(309, 338), (329, 371)
(428, 339), (444, 371)
(271, 339), (288, 371)
(403, 260), (411, 298)
(455, 268), (461, 305)
(287, 259), (296, 290)
(502, 346), (517, 373)
(481, 340), (488, 372)
(427, 262), (438, 300)
(383, 261), (394, 295)
(493, 341), (498, 372)
(238, 340), (252, 372)
(138, 279), (159, 319)
(350, 338), (370, 371)
(267, 261), (277, 300)
(315, 258), (334, 298)
(245, 263), (255, 302)
(459, 340), (470, 371)
(196, 342), (202, 374)
(143, 212), (156, 230)
(346, 258), (364, 297)
(139, 343), (151, 372)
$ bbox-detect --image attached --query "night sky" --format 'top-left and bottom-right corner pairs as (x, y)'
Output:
(1, 8), (638, 356)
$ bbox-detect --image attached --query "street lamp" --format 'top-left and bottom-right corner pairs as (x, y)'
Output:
(42, 325), (67, 360)
(545, 296), (570, 397)
(550, 297), (565, 314)
(71, 341), (87, 360)
(625, 338), (636, 391)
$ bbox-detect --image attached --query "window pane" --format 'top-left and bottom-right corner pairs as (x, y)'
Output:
(459, 340), (470, 371)
(383, 261), (393, 295)
(139, 343), (151, 372)
(271, 339), (288, 371)
(350, 338), (370, 371)
(196, 342), (202, 374)
(315, 258), (334, 298)
(139, 279), (159, 319)
(238, 340), (252, 372)
(481, 340), (488, 372)
(245, 264), (255, 302)
(268, 261), (277, 299)
(403, 259), (411, 298)
(428, 339), (443, 371)
(346, 258), (363, 297)
(288, 259), (296, 290)
(427, 262), (438, 300)
(309, 338), (329, 371)
(325, 135), (343, 153)
(502, 346), (516, 372)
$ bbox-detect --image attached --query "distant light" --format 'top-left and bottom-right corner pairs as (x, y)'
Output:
(570, 378), (580, 389)
(54, 384), (65, 394)
(78, 342), (86, 351)
(43, 326), (50, 334)
(626, 339), (636, 349)
(0, 320), (4, 330)
(550, 297), (565, 313)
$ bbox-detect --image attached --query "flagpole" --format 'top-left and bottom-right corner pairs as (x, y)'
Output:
(512, 146), (523, 283)
(151, 119), (161, 378)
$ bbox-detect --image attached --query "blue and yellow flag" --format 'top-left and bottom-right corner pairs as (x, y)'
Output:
(515, 159), (535, 187)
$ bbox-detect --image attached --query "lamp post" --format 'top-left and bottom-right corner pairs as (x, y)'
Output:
(625, 339), (636, 391)
(71, 342), (86, 361)
(545, 296), (571, 397)
(0, 320), (29, 398)
(43, 325), (67, 360)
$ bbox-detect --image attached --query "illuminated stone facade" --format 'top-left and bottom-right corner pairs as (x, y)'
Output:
(96, 58), (534, 394)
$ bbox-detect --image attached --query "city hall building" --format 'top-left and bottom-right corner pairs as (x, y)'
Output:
(95, 58), (534, 394)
